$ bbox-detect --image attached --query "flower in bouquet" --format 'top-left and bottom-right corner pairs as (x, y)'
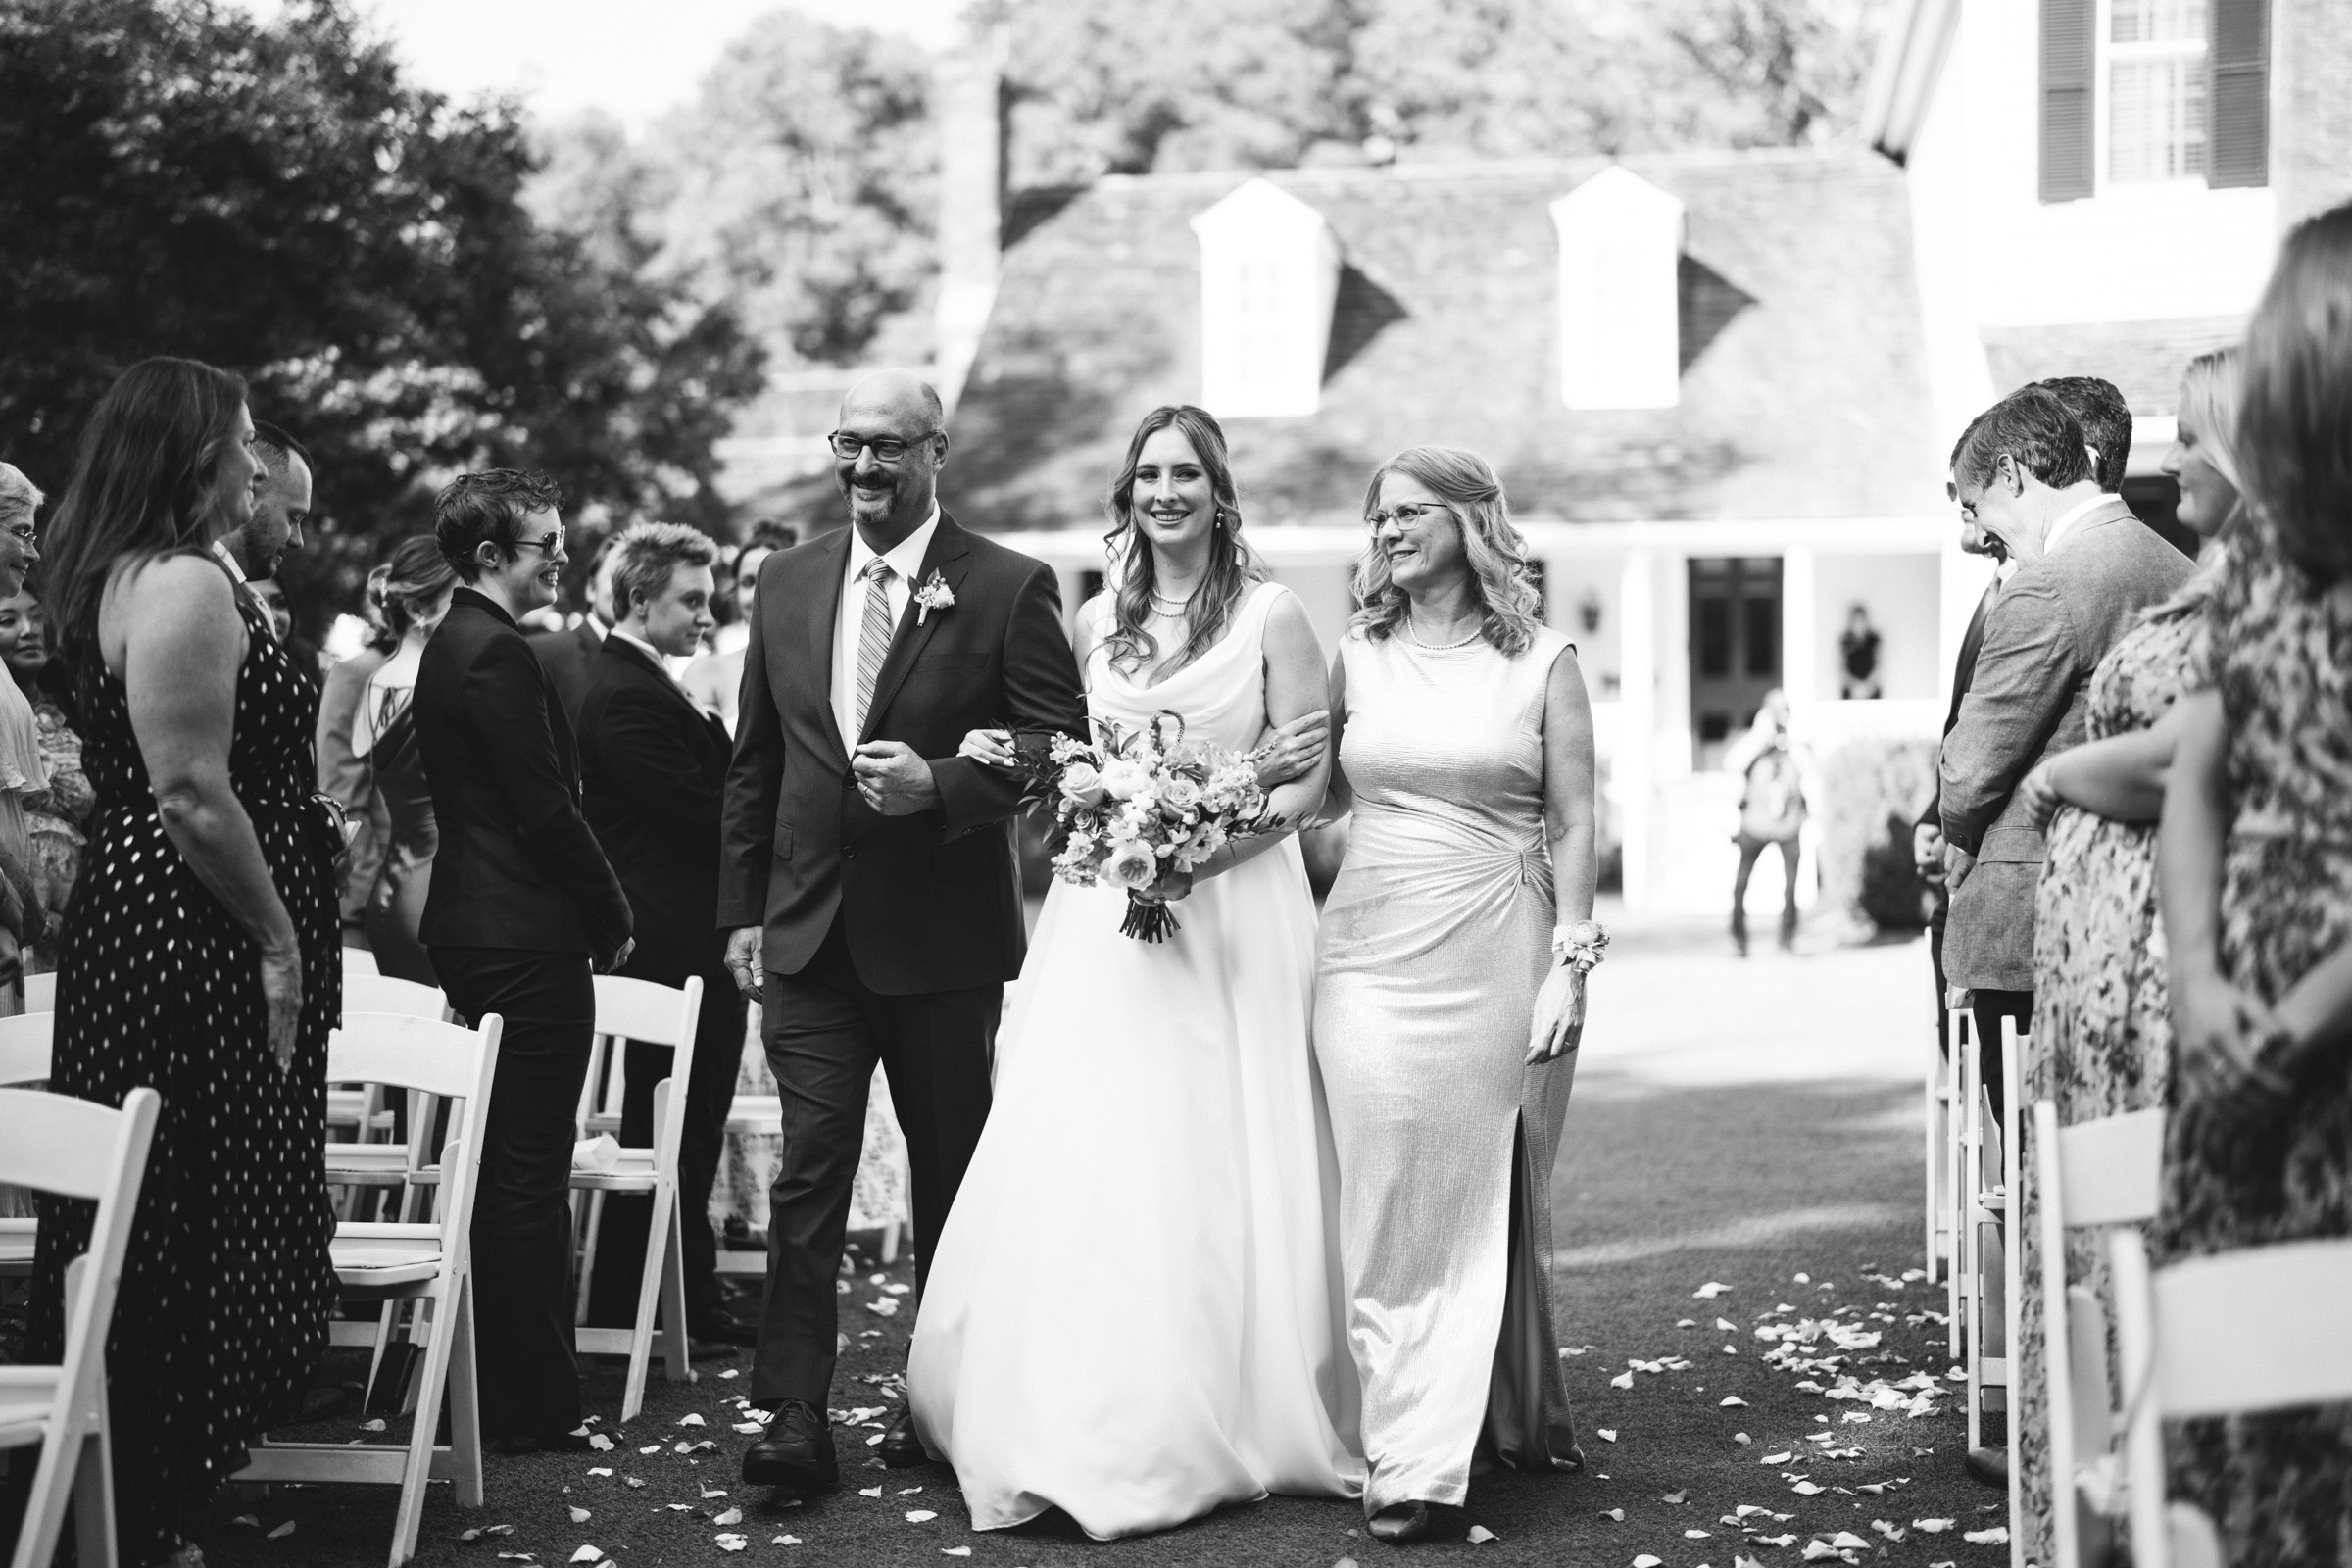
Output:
(1161, 774), (1203, 813)
(1059, 760), (1107, 807)
(1102, 840), (1158, 891)
(1099, 758), (1152, 802)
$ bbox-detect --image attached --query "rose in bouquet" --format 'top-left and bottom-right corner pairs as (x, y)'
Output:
(1018, 711), (1271, 942)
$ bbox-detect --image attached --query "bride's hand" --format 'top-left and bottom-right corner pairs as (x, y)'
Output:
(1525, 962), (1587, 1064)
(958, 728), (1016, 768)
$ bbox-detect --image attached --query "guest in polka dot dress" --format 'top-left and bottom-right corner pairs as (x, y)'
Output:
(27, 357), (340, 1568)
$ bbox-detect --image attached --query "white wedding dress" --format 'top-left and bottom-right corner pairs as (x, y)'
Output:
(908, 581), (1365, 1538)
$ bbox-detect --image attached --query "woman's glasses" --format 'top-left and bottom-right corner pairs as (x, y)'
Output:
(1365, 503), (1454, 531)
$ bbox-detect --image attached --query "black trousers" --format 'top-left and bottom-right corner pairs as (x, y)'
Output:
(1733, 833), (1800, 933)
(1970, 988), (2033, 1128)
(431, 945), (596, 1438)
(750, 914), (1000, 1407)
(586, 960), (747, 1325)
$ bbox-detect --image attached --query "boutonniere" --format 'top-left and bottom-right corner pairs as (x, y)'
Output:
(913, 569), (956, 625)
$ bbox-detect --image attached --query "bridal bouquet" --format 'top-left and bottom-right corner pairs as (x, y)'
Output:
(1017, 713), (1270, 943)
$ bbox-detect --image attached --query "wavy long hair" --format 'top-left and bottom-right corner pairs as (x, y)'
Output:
(1101, 405), (1263, 675)
(43, 357), (251, 673)
(2237, 200), (2352, 586)
(368, 534), (460, 652)
(1350, 447), (1545, 656)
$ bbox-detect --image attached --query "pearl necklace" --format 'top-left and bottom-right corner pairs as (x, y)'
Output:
(1403, 616), (1483, 652)
(1149, 590), (1197, 616)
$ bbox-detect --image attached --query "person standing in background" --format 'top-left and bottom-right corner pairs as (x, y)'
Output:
(318, 575), (392, 944)
(531, 532), (623, 716)
(1725, 689), (1804, 956)
(416, 469), (634, 1452)
(0, 466), (51, 996)
(684, 521), (798, 732)
(0, 583), (94, 971)
(575, 521), (755, 1348)
(353, 537), (457, 986)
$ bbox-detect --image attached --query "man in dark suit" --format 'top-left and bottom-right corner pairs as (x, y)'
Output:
(531, 533), (623, 714)
(718, 369), (1087, 1494)
(1941, 387), (2193, 1105)
(416, 469), (634, 1452)
(573, 521), (755, 1348)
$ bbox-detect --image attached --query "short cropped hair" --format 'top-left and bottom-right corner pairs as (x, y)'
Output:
(2034, 376), (2132, 491)
(435, 469), (564, 583)
(608, 521), (719, 622)
(251, 420), (313, 479)
(1950, 386), (2093, 493)
(0, 465), (44, 535)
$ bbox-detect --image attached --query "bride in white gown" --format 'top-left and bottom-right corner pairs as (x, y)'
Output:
(907, 405), (1364, 1539)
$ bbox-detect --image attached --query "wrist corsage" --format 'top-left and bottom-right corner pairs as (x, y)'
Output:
(1552, 919), (1608, 972)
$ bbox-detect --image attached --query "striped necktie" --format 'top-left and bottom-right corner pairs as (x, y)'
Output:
(855, 559), (895, 737)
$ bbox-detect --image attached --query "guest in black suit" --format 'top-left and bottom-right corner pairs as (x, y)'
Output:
(532, 533), (623, 715)
(719, 369), (1087, 1493)
(574, 521), (755, 1348)
(415, 468), (634, 1452)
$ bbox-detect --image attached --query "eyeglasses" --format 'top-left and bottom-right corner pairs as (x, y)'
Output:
(510, 524), (566, 558)
(826, 430), (940, 463)
(0, 524), (34, 546)
(1365, 502), (1454, 531)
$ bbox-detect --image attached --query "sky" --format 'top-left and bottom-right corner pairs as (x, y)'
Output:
(221, 0), (967, 129)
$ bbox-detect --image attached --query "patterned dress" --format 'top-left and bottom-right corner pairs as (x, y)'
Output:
(2155, 538), (2352, 1567)
(2016, 577), (2210, 1565)
(28, 586), (342, 1563)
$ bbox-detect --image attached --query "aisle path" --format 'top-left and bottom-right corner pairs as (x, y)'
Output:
(192, 926), (2012, 1566)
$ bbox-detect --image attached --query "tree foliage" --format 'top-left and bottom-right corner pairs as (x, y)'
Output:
(0, 0), (763, 630)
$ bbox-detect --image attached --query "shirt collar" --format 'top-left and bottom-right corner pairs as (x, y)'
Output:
(211, 538), (248, 584)
(607, 623), (671, 672)
(2043, 492), (2113, 557)
(846, 504), (942, 586)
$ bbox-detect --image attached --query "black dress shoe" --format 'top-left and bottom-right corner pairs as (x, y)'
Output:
(1368, 1501), (1431, 1543)
(1965, 1445), (2009, 1488)
(742, 1400), (838, 1493)
(877, 1405), (925, 1468)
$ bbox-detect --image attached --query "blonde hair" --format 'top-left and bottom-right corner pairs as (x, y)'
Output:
(0, 465), (42, 536)
(1349, 447), (1544, 657)
(2179, 347), (2248, 497)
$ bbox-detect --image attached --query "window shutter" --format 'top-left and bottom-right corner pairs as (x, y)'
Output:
(2039, 0), (2095, 202)
(2208, 0), (2271, 188)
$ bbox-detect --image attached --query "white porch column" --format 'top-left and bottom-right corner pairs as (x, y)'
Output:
(1617, 550), (1658, 911)
(1780, 545), (1818, 707)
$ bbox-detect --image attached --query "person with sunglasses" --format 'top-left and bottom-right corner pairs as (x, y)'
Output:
(414, 467), (635, 1453)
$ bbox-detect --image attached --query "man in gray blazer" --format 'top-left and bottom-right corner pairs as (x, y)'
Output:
(1938, 384), (2193, 1118)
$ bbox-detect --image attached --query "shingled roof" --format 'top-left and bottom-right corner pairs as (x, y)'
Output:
(945, 148), (1946, 530)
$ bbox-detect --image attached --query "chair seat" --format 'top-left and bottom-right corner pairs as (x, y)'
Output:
(329, 1227), (446, 1289)
(725, 1095), (780, 1136)
(323, 1144), (417, 1187)
(0, 1367), (64, 1450)
(570, 1152), (660, 1192)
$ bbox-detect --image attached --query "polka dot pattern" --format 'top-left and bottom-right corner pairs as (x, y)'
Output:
(28, 590), (342, 1562)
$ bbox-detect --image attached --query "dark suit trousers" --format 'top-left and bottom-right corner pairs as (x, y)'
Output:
(1971, 988), (2033, 1128)
(431, 945), (597, 1438)
(587, 966), (747, 1324)
(750, 914), (999, 1407)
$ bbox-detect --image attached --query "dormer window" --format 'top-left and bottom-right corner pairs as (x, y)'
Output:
(2039, 0), (2268, 200)
(1549, 166), (1685, 412)
(2106, 0), (2209, 182)
(1190, 178), (1341, 420)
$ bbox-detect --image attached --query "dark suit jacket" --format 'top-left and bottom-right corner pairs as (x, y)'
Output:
(1940, 502), (2193, 990)
(716, 513), (1087, 995)
(575, 635), (733, 988)
(416, 586), (632, 962)
(530, 619), (605, 718)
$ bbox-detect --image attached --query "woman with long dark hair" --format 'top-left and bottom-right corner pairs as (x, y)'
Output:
(352, 534), (457, 984)
(26, 356), (340, 1568)
(910, 404), (1362, 1537)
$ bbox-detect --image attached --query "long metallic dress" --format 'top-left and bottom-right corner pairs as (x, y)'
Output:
(1313, 622), (1585, 1515)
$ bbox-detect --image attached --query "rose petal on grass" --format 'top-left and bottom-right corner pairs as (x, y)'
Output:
(1760, 1451), (1794, 1465)
(906, 1510), (939, 1523)
(942, 1551), (972, 1559)
(587, 1434), (613, 1451)
(1831, 1532), (1869, 1549)
(1716, 1317), (1739, 1331)
(639, 1445), (661, 1454)
(1610, 1371), (1636, 1390)
(1800, 1542), (1841, 1561)
(586, 1467), (612, 1477)
(1720, 1396), (1747, 1406)
(1635, 1557), (1664, 1567)
(772, 1539), (800, 1547)
(1790, 1481), (1826, 1494)
(1913, 1519), (1956, 1533)
(569, 1549), (603, 1564)
(701, 1488), (728, 1499)
(713, 1508), (744, 1526)
(1596, 1428), (1618, 1442)
(714, 1535), (747, 1553)
(1686, 1528), (1711, 1538)
(1600, 1508), (1626, 1521)
(362, 1418), (388, 1432)
(1662, 1490), (1689, 1504)
(1734, 1433), (1752, 1445)
(1466, 1525), (1498, 1544)
(1694, 1282), (1733, 1298)
(858, 1486), (883, 1498)
(732, 1422), (764, 1434)
(625, 1478), (645, 1489)
(678, 1413), (706, 1427)
(1963, 1527), (2010, 1545)
(266, 1522), (296, 1540)
(568, 1507), (591, 1523)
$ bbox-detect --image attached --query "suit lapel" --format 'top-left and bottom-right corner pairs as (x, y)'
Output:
(796, 531), (853, 765)
(859, 514), (973, 746)
(604, 637), (703, 727)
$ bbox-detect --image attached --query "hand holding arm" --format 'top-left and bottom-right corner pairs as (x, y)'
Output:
(1528, 647), (1599, 1064)
(930, 564), (1087, 841)
(1190, 595), (1329, 887)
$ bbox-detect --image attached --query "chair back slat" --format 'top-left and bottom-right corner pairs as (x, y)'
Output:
(592, 974), (697, 1047)
(340, 944), (379, 980)
(343, 972), (446, 1020)
(0, 1012), (52, 1085)
(2151, 1238), (2352, 1419)
(22, 969), (55, 1013)
(0, 1085), (153, 1197)
(328, 1012), (497, 1100)
(2056, 1107), (2165, 1227)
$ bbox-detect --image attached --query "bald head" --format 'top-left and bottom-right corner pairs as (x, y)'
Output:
(832, 369), (949, 548)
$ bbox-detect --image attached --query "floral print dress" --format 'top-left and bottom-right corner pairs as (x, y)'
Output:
(2154, 537), (2352, 1567)
(2016, 572), (2210, 1565)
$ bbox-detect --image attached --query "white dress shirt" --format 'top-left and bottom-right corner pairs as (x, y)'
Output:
(2041, 491), (2112, 558)
(832, 505), (941, 747)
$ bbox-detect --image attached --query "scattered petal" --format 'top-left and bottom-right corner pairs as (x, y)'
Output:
(1760, 1451), (1794, 1465)
(1914, 1519), (1956, 1533)
(587, 1434), (613, 1451)
(233, 1516), (261, 1529)
(718, 1368), (738, 1378)
(1610, 1371), (1636, 1390)
(858, 1487), (883, 1498)
(714, 1535), (748, 1553)
(1466, 1525), (1498, 1544)
(568, 1507), (591, 1524)
(1694, 1282), (1734, 1298)
(942, 1552), (972, 1559)
(625, 1477), (645, 1489)
(906, 1510), (939, 1523)
(1832, 1532), (1870, 1549)
(1800, 1542), (1841, 1561)
(1662, 1490), (1689, 1504)
(1963, 1527), (2010, 1545)
(732, 1422), (765, 1434)
(1686, 1528), (1712, 1538)
(1634, 1556), (1664, 1567)
(1716, 1317), (1739, 1332)
(1791, 1481), (1826, 1494)
(1678, 1318), (1698, 1327)
(361, 1418), (388, 1432)
(267, 1522), (296, 1540)
(1720, 1396), (1748, 1407)
(639, 1445), (662, 1455)
(713, 1507), (744, 1526)
(587, 1467), (612, 1477)
(1595, 1428), (1618, 1442)
(1793, 1273), (1810, 1283)
(1599, 1508), (1626, 1521)
(570, 1550), (604, 1565)
(701, 1488), (728, 1499)
(678, 1413), (707, 1427)
(772, 1538), (801, 1547)
(1734, 1433), (1752, 1445)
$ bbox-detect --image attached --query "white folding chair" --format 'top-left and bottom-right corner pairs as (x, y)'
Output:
(1926, 1001), (1962, 1291)
(570, 975), (702, 1422)
(341, 944), (380, 980)
(236, 1010), (502, 1568)
(20, 972), (54, 1014)
(2034, 1102), (2165, 1568)
(2112, 1232), (2352, 1568)
(1939, 1005), (1972, 1353)
(1959, 1018), (2021, 1467)
(0, 1013), (55, 1283)
(324, 974), (451, 1195)
(0, 1083), (160, 1568)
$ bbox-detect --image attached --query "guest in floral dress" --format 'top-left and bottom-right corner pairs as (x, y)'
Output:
(2006, 348), (2243, 1563)
(0, 587), (97, 972)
